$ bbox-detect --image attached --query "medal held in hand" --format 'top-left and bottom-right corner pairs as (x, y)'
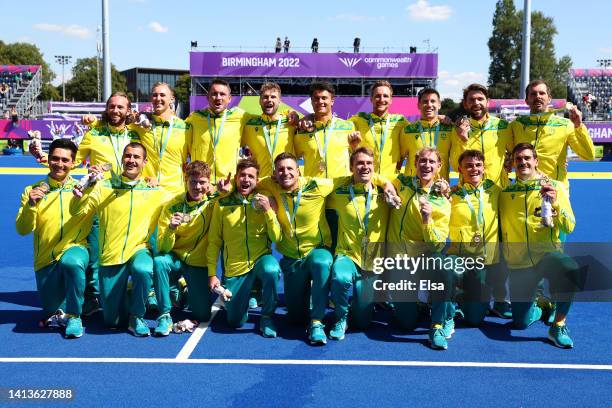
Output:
(471, 232), (482, 247)
(181, 213), (192, 224)
(37, 182), (50, 194)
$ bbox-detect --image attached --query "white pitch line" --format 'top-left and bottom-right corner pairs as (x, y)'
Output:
(175, 299), (222, 360)
(0, 358), (611, 370)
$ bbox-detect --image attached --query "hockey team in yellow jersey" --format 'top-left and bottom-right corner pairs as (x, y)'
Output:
(15, 78), (592, 350)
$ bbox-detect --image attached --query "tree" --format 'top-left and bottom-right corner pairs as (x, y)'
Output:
(173, 74), (191, 116)
(64, 57), (128, 102)
(0, 41), (58, 100)
(487, 0), (572, 99)
(439, 98), (457, 116)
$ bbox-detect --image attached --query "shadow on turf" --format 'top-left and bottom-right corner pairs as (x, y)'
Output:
(0, 290), (41, 308)
(476, 318), (549, 344)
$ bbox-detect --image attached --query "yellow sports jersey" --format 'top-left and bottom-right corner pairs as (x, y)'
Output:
(349, 112), (406, 178)
(206, 192), (282, 277)
(293, 116), (354, 178)
(449, 115), (512, 187)
(447, 179), (501, 265)
(499, 177), (575, 269)
(510, 113), (595, 187)
(400, 119), (452, 179)
(76, 122), (146, 179)
(157, 192), (218, 268)
(326, 177), (389, 269)
(186, 107), (253, 183)
(241, 113), (295, 177)
(16, 176), (94, 271)
(140, 115), (191, 199)
(73, 177), (163, 266)
(387, 174), (450, 255)
(257, 176), (334, 259)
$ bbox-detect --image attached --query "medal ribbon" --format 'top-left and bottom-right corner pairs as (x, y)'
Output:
(313, 115), (337, 177)
(153, 117), (174, 181)
(461, 183), (484, 228)
(262, 116), (283, 160)
(349, 183), (373, 236)
(281, 186), (303, 237)
(418, 121), (439, 147)
(107, 126), (130, 182)
(368, 114), (391, 172)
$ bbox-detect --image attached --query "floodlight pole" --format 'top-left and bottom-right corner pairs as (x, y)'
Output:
(519, 0), (531, 99)
(54, 55), (72, 102)
(102, 0), (111, 100)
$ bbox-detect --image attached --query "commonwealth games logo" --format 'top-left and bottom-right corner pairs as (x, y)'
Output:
(338, 57), (362, 68)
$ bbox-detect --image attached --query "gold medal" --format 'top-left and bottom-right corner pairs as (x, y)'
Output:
(181, 213), (192, 224)
(101, 163), (112, 172)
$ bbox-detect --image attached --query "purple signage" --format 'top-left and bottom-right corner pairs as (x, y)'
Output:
(585, 122), (612, 143)
(190, 52), (437, 78)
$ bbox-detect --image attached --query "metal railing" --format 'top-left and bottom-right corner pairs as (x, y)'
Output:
(15, 68), (43, 117)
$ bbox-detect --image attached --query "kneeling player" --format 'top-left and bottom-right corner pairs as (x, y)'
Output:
(153, 161), (218, 335)
(207, 159), (282, 337)
(16, 139), (93, 338)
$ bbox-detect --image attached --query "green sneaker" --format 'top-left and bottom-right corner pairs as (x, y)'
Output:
(491, 301), (512, 319)
(259, 316), (277, 338)
(154, 314), (173, 337)
(65, 317), (84, 339)
(442, 317), (455, 339)
(249, 297), (258, 309)
(329, 317), (347, 341)
(308, 322), (327, 345)
(128, 315), (150, 337)
(548, 324), (574, 348)
(429, 327), (448, 350)
(536, 296), (556, 326)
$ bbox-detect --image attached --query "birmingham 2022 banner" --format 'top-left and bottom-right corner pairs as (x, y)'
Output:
(190, 52), (438, 78)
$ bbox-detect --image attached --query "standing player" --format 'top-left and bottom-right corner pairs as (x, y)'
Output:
(510, 79), (595, 189)
(16, 139), (94, 338)
(500, 143), (580, 348)
(241, 82), (295, 177)
(400, 88), (452, 180)
(72, 142), (163, 336)
(140, 82), (191, 201)
(187, 79), (250, 184)
(387, 147), (454, 350)
(207, 159), (282, 337)
(447, 150), (502, 326)
(327, 147), (390, 340)
(450, 84), (513, 187)
(348, 81), (406, 178)
(152, 161), (218, 336)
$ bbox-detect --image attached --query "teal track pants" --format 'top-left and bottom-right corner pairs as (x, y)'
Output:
(280, 248), (332, 323)
(223, 254), (280, 328)
(153, 252), (212, 322)
(35, 245), (89, 317)
(98, 249), (153, 327)
(509, 252), (579, 329)
(330, 255), (376, 330)
(393, 252), (456, 330)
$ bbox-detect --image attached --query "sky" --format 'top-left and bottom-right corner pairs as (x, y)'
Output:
(4, 0), (612, 101)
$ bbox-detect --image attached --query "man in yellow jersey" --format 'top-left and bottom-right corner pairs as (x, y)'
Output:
(68, 93), (147, 316)
(447, 150), (503, 326)
(187, 79), (250, 184)
(450, 84), (513, 187)
(152, 161), (218, 336)
(294, 82), (360, 251)
(500, 143), (580, 348)
(510, 79), (595, 189)
(72, 142), (163, 336)
(207, 159), (282, 337)
(327, 147), (390, 340)
(140, 82), (191, 200)
(242, 82), (295, 178)
(16, 139), (94, 338)
(348, 81), (406, 178)
(450, 84), (513, 318)
(400, 88), (452, 179)
(387, 147), (454, 350)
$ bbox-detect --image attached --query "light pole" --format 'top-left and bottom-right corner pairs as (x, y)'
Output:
(597, 59), (612, 72)
(519, 0), (531, 99)
(54, 55), (72, 102)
